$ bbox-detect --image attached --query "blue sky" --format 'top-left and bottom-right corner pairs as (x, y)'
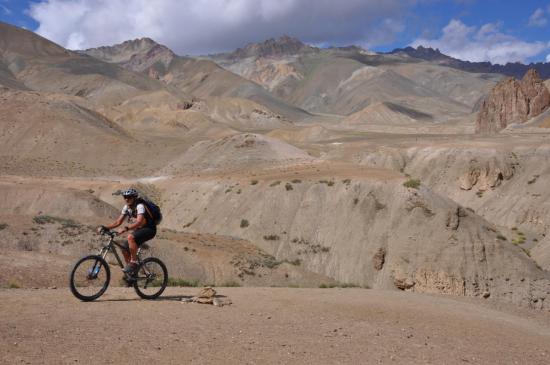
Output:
(1, 0), (549, 64)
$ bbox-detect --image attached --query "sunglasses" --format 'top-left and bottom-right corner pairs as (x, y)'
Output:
(123, 196), (135, 200)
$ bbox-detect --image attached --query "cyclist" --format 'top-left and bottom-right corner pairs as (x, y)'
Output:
(98, 188), (156, 274)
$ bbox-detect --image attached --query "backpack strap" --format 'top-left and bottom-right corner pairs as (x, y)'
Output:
(137, 198), (154, 226)
(143, 203), (154, 224)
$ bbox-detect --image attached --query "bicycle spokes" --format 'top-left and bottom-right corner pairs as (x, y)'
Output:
(70, 255), (110, 301)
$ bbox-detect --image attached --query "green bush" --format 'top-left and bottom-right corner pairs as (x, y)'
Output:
(496, 234), (507, 241)
(250, 180), (259, 185)
(291, 179), (302, 184)
(269, 181), (281, 187)
(285, 183), (293, 191)
(403, 179), (421, 189)
(263, 235), (280, 241)
(240, 219), (249, 228)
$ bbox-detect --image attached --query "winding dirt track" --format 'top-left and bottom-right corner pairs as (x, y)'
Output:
(1, 287), (550, 364)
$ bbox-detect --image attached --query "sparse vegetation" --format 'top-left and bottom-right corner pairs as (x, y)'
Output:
(270, 181), (281, 187)
(220, 280), (241, 287)
(284, 258), (302, 266)
(251, 180), (258, 185)
(319, 282), (365, 289)
(403, 179), (421, 189)
(476, 190), (484, 198)
(292, 237), (330, 254)
(262, 255), (280, 269)
(0, 223), (8, 230)
(33, 215), (80, 228)
(496, 234), (507, 241)
(285, 183), (293, 191)
(167, 278), (200, 287)
(8, 281), (20, 289)
(291, 179), (302, 184)
(263, 234), (280, 241)
(342, 179), (351, 185)
(319, 180), (335, 186)
(240, 219), (249, 228)
(353, 198), (359, 205)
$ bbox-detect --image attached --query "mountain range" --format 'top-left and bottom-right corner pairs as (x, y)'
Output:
(389, 45), (550, 79)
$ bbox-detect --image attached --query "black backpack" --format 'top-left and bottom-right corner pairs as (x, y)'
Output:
(138, 197), (163, 226)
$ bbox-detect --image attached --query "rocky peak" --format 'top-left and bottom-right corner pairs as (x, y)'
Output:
(476, 69), (550, 133)
(83, 37), (175, 65)
(228, 35), (315, 59)
(389, 46), (449, 61)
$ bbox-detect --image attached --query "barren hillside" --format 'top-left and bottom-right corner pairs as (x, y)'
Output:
(1, 23), (550, 314)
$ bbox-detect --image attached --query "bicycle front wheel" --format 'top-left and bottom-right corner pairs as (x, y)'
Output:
(133, 257), (168, 299)
(69, 255), (110, 301)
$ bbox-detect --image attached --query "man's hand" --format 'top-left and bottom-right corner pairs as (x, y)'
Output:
(97, 225), (107, 234)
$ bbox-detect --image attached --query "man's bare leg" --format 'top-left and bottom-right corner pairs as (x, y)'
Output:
(122, 248), (130, 264)
(127, 234), (138, 263)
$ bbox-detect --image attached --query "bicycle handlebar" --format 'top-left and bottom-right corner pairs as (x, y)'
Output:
(99, 227), (116, 238)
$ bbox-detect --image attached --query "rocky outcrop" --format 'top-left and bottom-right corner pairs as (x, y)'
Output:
(476, 69), (550, 133)
(458, 158), (515, 190)
(226, 35), (316, 59)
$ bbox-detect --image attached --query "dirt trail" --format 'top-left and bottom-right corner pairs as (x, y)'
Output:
(1, 287), (549, 364)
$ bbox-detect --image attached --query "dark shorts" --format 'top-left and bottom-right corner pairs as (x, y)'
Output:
(121, 226), (156, 250)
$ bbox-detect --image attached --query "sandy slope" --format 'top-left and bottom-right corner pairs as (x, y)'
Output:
(1, 287), (549, 364)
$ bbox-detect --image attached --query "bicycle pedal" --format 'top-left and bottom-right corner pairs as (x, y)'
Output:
(123, 276), (136, 287)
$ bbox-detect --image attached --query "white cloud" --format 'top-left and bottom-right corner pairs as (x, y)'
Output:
(411, 19), (549, 64)
(528, 8), (547, 27)
(547, 53), (550, 63)
(28, 0), (410, 54)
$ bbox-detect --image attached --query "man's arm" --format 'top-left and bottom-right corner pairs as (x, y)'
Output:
(103, 214), (125, 230)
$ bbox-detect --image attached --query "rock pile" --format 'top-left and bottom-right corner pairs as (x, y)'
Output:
(476, 69), (550, 133)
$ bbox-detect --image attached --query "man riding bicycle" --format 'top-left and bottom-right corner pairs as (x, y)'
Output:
(98, 188), (157, 274)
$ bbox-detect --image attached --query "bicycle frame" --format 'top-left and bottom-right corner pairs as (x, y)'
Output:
(97, 233), (143, 270)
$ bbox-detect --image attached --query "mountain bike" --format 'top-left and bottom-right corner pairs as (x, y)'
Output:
(69, 229), (168, 301)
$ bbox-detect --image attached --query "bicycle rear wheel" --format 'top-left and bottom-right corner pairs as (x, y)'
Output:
(133, 257), (167, 299)
(69, 255), (110, 301)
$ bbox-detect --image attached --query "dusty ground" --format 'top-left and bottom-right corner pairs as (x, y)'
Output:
(1, 287), (549, 365)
